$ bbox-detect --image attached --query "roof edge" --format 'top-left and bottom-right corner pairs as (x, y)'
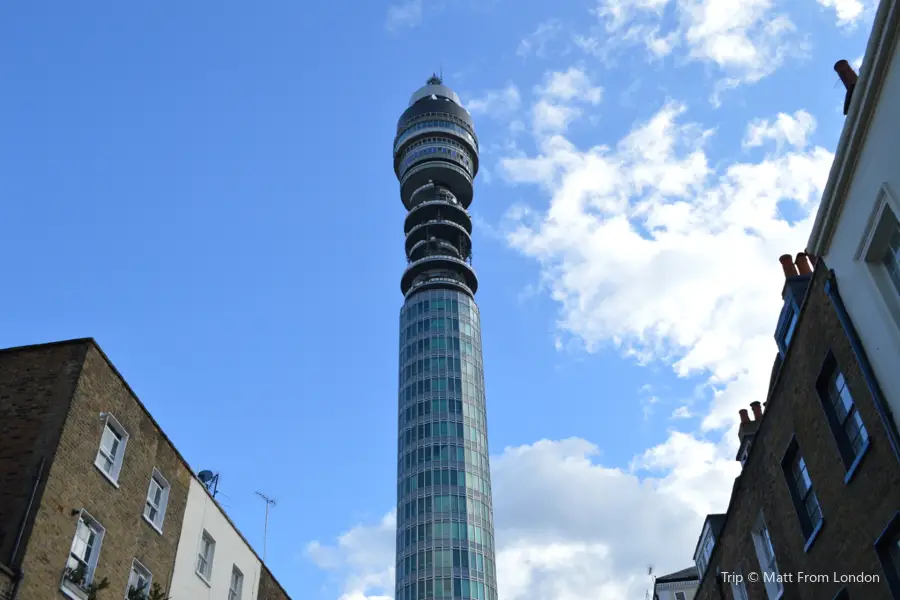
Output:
(807, 0), (899, 255)
(0, 337), (95, 356)
(82, 341), (285, 589)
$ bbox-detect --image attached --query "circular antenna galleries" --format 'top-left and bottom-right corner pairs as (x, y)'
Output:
(395, 77), (479, 298)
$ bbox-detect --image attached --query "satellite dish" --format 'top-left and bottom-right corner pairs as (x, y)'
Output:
(198, 470), (215, 484)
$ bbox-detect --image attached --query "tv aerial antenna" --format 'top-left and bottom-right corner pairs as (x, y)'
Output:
(254, 491), (277, 563)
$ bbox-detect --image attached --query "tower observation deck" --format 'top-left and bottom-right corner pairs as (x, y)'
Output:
(393, 76), (498, 600)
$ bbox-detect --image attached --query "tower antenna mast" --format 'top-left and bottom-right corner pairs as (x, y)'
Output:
(254, 491), (277, 563)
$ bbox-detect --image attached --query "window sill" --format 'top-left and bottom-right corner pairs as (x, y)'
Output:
(60, 581), (89, 600)
(843, 439), (871, 485)
(804, 519), (825, 553)
(195, 570), (212, 588)
(93, 463), (121, 489)
(142, 514), (164, 536)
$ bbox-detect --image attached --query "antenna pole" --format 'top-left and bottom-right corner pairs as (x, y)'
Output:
(254, 491), (277, 563)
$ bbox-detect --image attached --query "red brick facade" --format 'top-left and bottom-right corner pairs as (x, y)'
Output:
(694, 259), (900, 600)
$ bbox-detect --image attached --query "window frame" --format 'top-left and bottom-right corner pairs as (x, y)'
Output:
(195, 530), (216, 585)
(674, 592), (686, 600)
(695, 522), (715, 577)
(228, 564), (244, 600)
(730, 563), (750, 600)
(125, 559), (152, 599)
(774, 297), (800, 356)
(750, 512), (783, 600)
(780, 436), (824, 550)
(142, 468), (170, 533)
(61, 510), (106, 600)
(854, 183), (900, 334)
(94, 413), (129, 486)
(816, 352), (871, 482)
(874, 511), (900, 599)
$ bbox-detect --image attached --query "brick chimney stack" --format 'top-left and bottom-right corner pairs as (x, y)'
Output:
(736, 403), (763, 464)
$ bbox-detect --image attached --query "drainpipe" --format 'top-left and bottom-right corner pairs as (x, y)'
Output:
(8, 569), (23, 600)
(8, 457), (45, 600)
(825, 271), (900, 464)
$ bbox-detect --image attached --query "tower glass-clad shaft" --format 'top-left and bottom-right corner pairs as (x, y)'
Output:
(393, 76), (498, 600)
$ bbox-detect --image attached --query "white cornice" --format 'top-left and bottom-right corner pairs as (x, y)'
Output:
(655, 580), (699, 590)
(807, 0), (899, 255)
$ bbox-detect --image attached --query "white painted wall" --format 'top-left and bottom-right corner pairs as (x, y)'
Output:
(169, 478), (261, 600)
(654, 583), (698, 600)
(822, 44), (900, 430)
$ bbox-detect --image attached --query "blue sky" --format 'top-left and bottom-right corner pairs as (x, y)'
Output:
(0, 0), (876, 598)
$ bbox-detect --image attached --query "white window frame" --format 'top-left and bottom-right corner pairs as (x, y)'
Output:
(125, 559), (152, 599)
(730, 562), (750, 600)
(751, 513), (783, 600)
(143, 469), (170, 533)
(694, 521), (715, 576)
(855, 183), (900, 333)
(61, 510), (106, 600)
(94, 413), (129, 486)
(228, 565), (244, 600)
(674, 592), (687, 600)
(195, 530), (216, 584)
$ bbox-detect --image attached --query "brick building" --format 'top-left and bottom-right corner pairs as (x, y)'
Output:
(0, 339), (290, 600)
(690, 254), (900, 600)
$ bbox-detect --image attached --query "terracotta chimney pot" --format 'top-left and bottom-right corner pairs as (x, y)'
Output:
(795, 252), (813, 275)
(750, 401), (763, 420)
(779, 254), (799, 278)
(739, 409), (750, 424)
(834, 60), (858, 90)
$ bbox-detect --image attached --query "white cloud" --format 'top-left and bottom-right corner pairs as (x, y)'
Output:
(306, 512), (396, 600)
(535, 67), (604, 104)
(579, 0), (805, 92)
(815, 0), (866, 27)
(531, 68), (604, 133)
(499, 69), (833, 432)
(533, 100), (582, 133)
(743, 109), (817, 150)
(672, 405), (693, 418)
(517, 20), (564, 58)
(853, 55), (864, 71)
(308, 436), (740, 600)
(385, 0), (423, 31)
(466, 85), (522, 117)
